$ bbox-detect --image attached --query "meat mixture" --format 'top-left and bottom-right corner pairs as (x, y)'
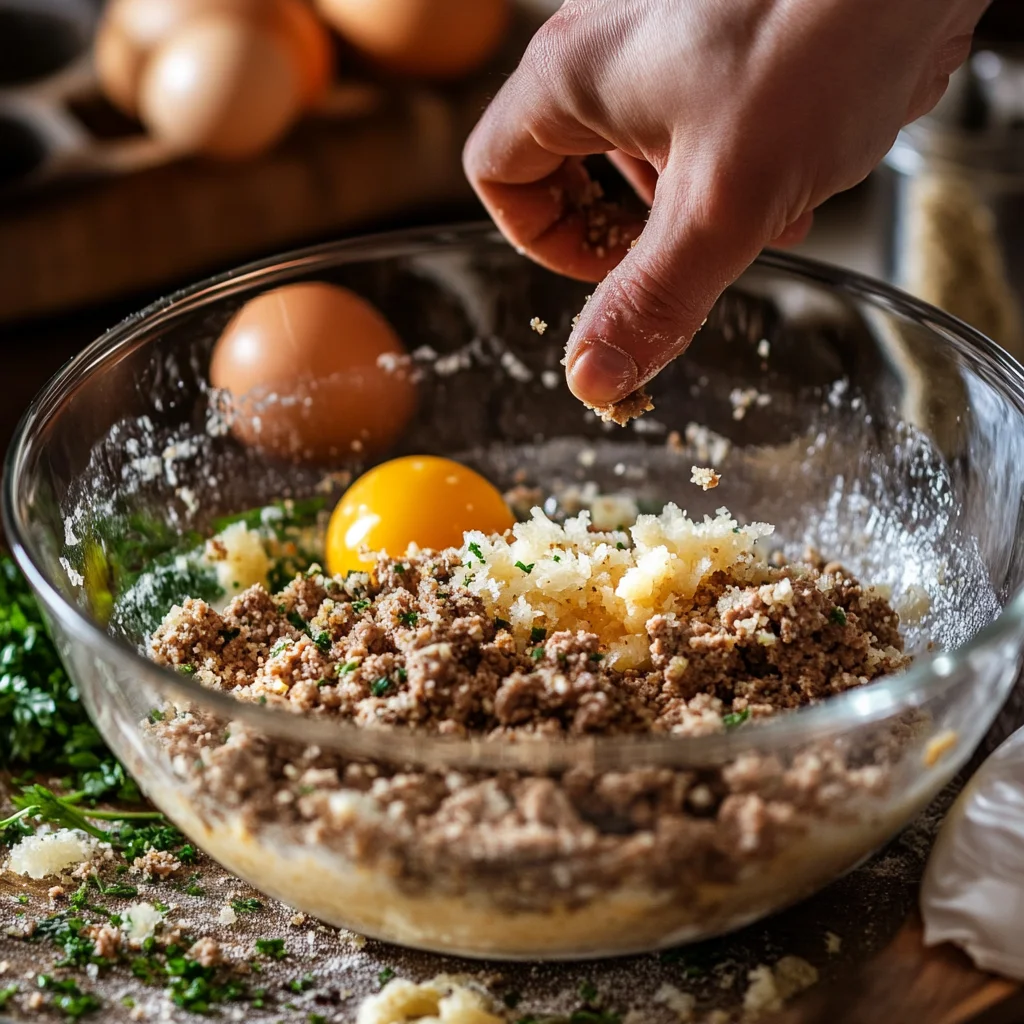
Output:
(145, 543), (912, 909)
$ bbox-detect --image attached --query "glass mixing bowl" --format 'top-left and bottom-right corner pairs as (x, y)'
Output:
(6, 224), (1024, 960)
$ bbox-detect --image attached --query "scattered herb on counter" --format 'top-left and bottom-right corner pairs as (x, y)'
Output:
(165, 955), (246, 1013)
(37, 975), (102, 1020)
(1, 784), (163, 842)
(287, 972), (316, 994)
(255, 938), (288, 960)
(230, 897), (264, 915)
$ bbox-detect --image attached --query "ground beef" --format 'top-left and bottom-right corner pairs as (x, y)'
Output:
(150, 555), (907, 738)
(145, 549), (913, 909)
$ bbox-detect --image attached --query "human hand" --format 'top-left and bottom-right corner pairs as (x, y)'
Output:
(464, 0), (988, 409)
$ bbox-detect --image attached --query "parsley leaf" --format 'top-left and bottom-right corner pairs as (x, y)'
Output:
(255, 938), (288, 960)
(378, 967), (396, 987)
(830, 606), (848, 626)
(37, 975), (102, 1019)
(722, 709), (751, 729)
(514, 561), (535, 574)
(230, 897), (263, 915)
(371, 678), (391, 698)
(398, 611), (419, 627)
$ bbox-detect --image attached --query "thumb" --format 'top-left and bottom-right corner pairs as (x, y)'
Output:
(565, 168), (788, 408)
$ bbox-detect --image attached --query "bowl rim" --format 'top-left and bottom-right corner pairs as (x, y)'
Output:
(6, 221), (1024, 772)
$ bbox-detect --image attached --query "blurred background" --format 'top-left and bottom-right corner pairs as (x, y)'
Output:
(1, 0), (1023, 455)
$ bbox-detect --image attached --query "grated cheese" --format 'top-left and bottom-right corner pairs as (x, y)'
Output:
(6, 830), (94, 880)
(454, 505), (773, 669)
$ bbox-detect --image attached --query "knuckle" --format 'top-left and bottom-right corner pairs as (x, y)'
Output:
(606, 259), (701, 334)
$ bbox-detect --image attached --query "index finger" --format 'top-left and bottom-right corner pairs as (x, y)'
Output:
(463, 75), (644, 281)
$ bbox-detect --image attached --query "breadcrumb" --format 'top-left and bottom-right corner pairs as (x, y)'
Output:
(690, 466), (721, 491)
(587, 386), (654, 426)
(529, 317), (548, 335)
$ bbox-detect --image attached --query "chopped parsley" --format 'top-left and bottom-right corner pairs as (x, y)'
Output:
(147, 708), (164, 723)
(531, 647), (545, 660)
(177, 664), (196, 676)
(0, 985), (16, 1010)
(165, 955), (245, 1012)
(503, 991), (522, 1009)
(514, 561), (535, 574)
(287, 972), (316, 994)
(339, 659), (360, 674)
(378, 966), (396, 987)
(182, 873), (204, 897)
(398, 611), (419, 627)
(287, 611), (307, 632)
(371, 678), (391, 698)
(230, 897), (263, 915)
(392, 563), (407, 573)
(31, 914), (100, 968)
(37, 975), (102, 1019)
(270, 638), (291, 657)
(722, 708), (751, 729)
(588, 652), (604, 662)
(351, 599), (371, 613)
(578, 980), (599, 1003)
(615, 542), (626, 550)
(530, 626), (547, 643)
(309, 1015), (327, 1024)
(467, 542), (485, 562)
(312, 630), (332, 654)
(830, 606), (848, 626)
(114, 822), (194, 863)
(255, 938), (288, 960)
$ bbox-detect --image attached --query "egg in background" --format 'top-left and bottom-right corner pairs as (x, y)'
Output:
(326, 456), (514, 576)
(96, 0), (332, 156)
(210, 282), (417, 460)
(139, 13), (303, 159)
(315, 0), (508, 80)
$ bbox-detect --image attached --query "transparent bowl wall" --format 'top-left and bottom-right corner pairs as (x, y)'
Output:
(7, 225), (1024, 960)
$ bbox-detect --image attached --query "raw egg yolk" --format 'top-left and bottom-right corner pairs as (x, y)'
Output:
(326, 456), (514, 577)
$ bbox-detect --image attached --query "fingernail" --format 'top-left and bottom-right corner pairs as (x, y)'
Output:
(567, 341), (639, 405)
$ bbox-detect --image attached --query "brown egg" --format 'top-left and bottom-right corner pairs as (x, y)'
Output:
(210, 282), (417, 460)
(95, 0), (266, 116)
(138, 13), (302, 159)
(315, 0), (508, 80)
(268, 0), (334, 106)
